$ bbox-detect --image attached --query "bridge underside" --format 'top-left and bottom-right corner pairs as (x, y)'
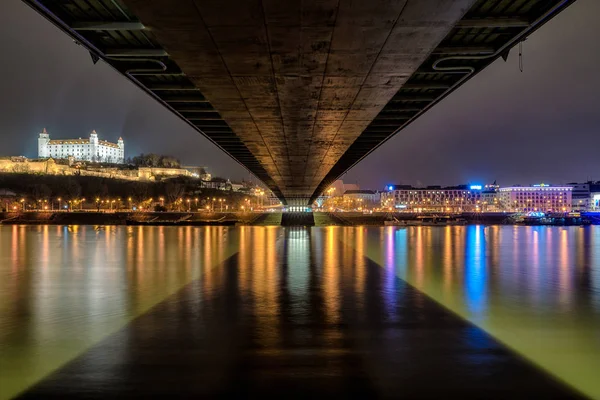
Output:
(23, 0), (575, 204)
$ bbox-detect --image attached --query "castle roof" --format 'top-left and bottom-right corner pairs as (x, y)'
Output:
(48, 139), (89, 145)
(99, 140), (119, 149)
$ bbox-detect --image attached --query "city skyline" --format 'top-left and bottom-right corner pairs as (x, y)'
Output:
(0, 0), (599, 189)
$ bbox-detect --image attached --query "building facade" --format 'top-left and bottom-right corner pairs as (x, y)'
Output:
(498, 184), (572, 212)
(182, 166), (211, 181)
(343, 189), (380, 208)
(568, 181), (600, 212)
(381, 184), (484, 212)
(480, 183), (501, 211)
(592, 192), (600, 211)
(570, 182), (591, 212)
(328, 179), (359, 196)
(38, 129), (124, 164)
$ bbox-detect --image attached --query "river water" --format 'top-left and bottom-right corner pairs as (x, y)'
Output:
(1, 225), (599, 398)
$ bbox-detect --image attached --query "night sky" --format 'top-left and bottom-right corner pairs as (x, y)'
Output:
(0, 0), (598, 190)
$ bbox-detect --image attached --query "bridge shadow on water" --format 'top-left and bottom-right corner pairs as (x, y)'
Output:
(19, 227), (580, 399)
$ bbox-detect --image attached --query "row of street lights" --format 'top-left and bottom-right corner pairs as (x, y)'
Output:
(9, 193), (271, 212)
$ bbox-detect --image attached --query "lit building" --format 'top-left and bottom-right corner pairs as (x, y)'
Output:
(569, 182), (591, 212)
(0, 188), (17, 212)
(480, 183), (501, 211)
(498, 184), (572, 212)
(592, 192), (600, 211)
(182, 166), (211, 181)
(568, 181), (600, 211)
(381, 184), (484, 212)
(38, 128), (124, 164)
(343, 189), (380, 208)
(327, 179), (359, 197)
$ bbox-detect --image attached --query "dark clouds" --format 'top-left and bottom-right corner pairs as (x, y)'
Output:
(0, 0), (598, 189)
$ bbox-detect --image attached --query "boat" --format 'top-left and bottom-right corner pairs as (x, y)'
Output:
(521, 212), (592, 226)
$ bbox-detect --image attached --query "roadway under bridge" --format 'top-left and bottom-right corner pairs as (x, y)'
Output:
(23, 0), (575, 205)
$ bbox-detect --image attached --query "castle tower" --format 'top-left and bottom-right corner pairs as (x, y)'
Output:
(90, 130), (98, 144)
(38, 128), (50, 158)
(90, 130), (99, 162)
(117, 137), (125, 163)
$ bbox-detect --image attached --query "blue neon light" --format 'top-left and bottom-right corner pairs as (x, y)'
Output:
(388, 185), (394, 191)
(469, 185), (482, 190)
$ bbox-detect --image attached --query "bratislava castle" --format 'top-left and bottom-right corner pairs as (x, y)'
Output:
(38, 128), (124, 164)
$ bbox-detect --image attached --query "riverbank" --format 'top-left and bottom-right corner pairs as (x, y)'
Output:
(0, 211), (600, 226)
(0, 211), (257, 226)
(3, 211), (596, 226)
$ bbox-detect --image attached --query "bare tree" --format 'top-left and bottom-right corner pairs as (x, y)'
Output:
(131, 182), (149, 204)
(165, 182), (184, 208)
(64, 178), (82, 202)
(28, 184), (52, 208)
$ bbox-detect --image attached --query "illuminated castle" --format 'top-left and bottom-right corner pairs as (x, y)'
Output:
(38, 128), (124, 164)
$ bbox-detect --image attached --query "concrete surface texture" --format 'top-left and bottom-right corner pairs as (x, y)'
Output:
(121, 0), (476, 202)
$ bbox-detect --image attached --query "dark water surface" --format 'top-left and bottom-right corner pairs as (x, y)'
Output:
(1, 225), (599, 398)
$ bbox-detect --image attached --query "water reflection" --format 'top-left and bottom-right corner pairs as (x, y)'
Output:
(464, 225), (487, 318)
(368, 225), (600, 398)
(0, 225), (599, 399)
(0, 225), (239, 399)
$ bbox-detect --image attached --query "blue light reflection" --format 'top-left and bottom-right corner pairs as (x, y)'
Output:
(465, 225), (488, 318)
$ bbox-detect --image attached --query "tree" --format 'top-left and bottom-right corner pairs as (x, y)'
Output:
(131, 182), (149, 204)
(165, 182), (184, 208)
(100, 183), (109, 198)
(145, 154), (158, 167)
(28, 184), (51, 204)
(131, 153), (181, 168)
(160, 156), (180, 168)
(64, 178), (82, 202)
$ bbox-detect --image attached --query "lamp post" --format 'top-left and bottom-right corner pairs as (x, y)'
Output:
(187, 199), (191, 212)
